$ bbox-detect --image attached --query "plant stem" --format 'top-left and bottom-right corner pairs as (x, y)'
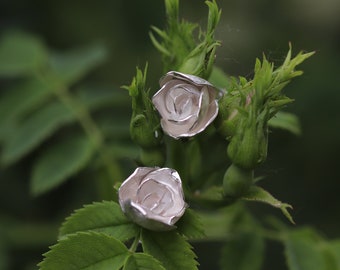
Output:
(129, 234), (140, 252)
(57, 87), (122, 191)
(35, 71), (123, 198)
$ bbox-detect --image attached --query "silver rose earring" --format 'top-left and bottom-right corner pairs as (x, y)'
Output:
(118, 167), (187, 231)
(152, 71), (221, 139)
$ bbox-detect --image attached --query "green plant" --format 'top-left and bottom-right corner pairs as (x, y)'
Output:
(0, 0), (339, 270)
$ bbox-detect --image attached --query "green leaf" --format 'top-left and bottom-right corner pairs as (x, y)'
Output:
(330, 240), (340, 269)
(1, 101), (75, 165)
(176, 209), (205, 240)
(284, 228), (336, 270)
(31, 134), (95, 195)
(49, 44), (108, 86)
(268, 111), (301, 135)
(198, 204), (243, 239)
(242, 185), (294, 224)
(59, 201), (139, 242)
(275, 45), (315, 82)
(206, 0), (222, 37)
(0, 78), (53, 128)
(124, 253), (166, 270)
(75, 84), (130, 111)
(151, 0), (197, 71)
(220, 231), (265, 270)
(0, 31), (48, 77)
(39, 232), (129, 270)
(141, 230), (198, 270)
(208, 66), (230, 90)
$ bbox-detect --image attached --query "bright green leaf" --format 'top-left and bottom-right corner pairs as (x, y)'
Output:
(176, 209), (205, 240)
(208, 66), (230, 90)
(284, 228), (332, 270)
(31, 134), (95, 195)
(48, 44), (108, 86)
(59, 201), (139, 242)
(242, 185), (294, 224)
(268, 111), (301, 135)
(141, 229), (198, 270)
(275, 46), (315, 82)
(206, 0), (222, 37)
(220, 232), (265, 270)
(124, 253), (166, 270)
(151, 0), (197, 72)
(1, 101), (75, 166)
(149, 29), (171, 57)
(0, 31), (48, 77)
(39, 232), (129, 270)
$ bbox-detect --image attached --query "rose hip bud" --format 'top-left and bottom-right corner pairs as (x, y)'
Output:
(130, 114), (163, 149)
(152, 71), (221, 139)
(118, 167), (187, 231)
(227, 114), (268, 169)
(124, 65), (163, 150)
(217, 87), (254, 140)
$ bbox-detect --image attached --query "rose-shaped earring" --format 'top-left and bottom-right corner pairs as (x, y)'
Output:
(152, 71), (221, 139)
(118, 167), (187, 231)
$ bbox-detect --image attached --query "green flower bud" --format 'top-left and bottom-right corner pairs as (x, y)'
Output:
(216, 92), (241, 139)
(179, 41), (219, 79)
(223, 163), (253, 199)
(227, 110), (268, 169)
(130, 114), (163, 149)
(216, 81), (253, 140)
(123, 64), (164, 149)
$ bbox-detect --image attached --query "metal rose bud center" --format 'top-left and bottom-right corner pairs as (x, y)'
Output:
(118, 167), (187, 231)
(152, 71), (220, 139)
(136, 179), (173, 215)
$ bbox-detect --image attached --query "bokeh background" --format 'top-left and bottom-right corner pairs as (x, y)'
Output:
(1, 0), (340, 269)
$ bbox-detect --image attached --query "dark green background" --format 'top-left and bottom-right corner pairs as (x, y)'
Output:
(1, 0), (340, 269)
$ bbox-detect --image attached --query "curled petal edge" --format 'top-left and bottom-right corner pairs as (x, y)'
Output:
(121, 199), (187, 231)
(160, 71), (214, 88)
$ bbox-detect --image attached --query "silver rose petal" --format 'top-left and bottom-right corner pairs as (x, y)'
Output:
(152, 71), (220, 139)
(118, 167), (187, 231)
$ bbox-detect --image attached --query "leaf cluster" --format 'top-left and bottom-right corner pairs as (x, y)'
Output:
(0, 31), (135, 196)
(198, 202), (340, 270)
(218, 46), (314, 139)
(150, 0), (221, 78)
(39, 201), (205, 270)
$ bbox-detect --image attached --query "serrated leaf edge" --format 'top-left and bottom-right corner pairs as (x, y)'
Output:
(242, 186), (295, 224)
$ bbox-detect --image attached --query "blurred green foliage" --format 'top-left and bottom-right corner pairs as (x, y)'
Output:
(0, 0), (340, 269)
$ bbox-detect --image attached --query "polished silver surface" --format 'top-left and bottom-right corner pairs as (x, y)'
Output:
(118, 167), (187, 231)
(153, 71), (220, 139)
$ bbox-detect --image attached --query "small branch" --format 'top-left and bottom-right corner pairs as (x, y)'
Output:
(129, 234), (141, 252)
(55, 86), (122, 192)
(35, 71), (123, 197)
